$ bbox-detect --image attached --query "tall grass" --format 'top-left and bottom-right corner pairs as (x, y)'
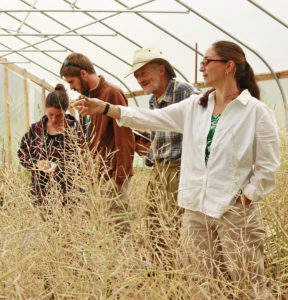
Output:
(0, 134), (287, 299)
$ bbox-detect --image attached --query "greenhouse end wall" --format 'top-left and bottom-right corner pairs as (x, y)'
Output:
(0, 65), (48, 167)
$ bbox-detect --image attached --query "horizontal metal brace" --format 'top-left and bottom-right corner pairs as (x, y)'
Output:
(0, 9), (189, 13)
(0, 33), (117, 36)
(0, 49), (66, 52)
(0, 61), (30, 64)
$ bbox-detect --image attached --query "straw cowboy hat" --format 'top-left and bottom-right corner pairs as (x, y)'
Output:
(124, 48), (176, 78)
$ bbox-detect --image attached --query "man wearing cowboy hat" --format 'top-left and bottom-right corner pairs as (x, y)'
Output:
(125, 48), (200, 262)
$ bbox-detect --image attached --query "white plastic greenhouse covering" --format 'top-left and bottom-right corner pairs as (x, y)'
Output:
(0, 0), (287, 165)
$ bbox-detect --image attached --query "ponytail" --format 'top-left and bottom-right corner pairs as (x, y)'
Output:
(236, 61), (260, 99)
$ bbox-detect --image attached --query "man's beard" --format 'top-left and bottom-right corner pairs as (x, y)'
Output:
(142, 77), (161, 95)
(79, 77), (90, 95)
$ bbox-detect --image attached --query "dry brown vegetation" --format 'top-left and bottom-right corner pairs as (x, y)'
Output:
(0, 135), (287, 299)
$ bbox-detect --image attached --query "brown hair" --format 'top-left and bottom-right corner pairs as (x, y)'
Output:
(199, 41), (260, 108)
(59, 53), (96, 77)
(45, 84), (69, 111)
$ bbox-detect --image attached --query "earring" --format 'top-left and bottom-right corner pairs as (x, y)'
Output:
(225, 71), (228, 76)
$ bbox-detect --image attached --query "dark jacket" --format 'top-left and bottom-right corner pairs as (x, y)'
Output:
(18, 114), (83, 205)
(88, 76), (135, 189)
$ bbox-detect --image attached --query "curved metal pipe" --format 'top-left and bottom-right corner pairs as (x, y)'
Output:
(115, 0), (204, 81)
(2, 12), (139, 107)
(63, 0), (190, 82)
(176, 0), (288, 127)
(247, 0), (288, 29)
(15, 0), (140, 106)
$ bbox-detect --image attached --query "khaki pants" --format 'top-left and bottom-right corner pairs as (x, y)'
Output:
(146, 162), (183, 264)
(147, 162), (181, 205)
(180, 201), (266, 297)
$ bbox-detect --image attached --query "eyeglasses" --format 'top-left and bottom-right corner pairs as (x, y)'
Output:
(62, 59), (84, 70)
(200, 58), (227, 67)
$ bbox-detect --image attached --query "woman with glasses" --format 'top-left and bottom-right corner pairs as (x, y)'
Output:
(18, 84), (84, 206)
(71, 41), (280, 296)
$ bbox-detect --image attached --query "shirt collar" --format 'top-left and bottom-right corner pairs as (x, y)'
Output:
(208, 89), (251, 106)
(151, 78), (176, 104)
(236, 89), (251, 105)
(89, 75), (104, 95)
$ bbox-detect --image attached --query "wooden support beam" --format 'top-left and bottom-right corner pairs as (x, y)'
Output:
(42, 87), (46, 115)
(0, 58), (53, 92)
(24, 79), (30, 130)
(255, 70), (288, 81)
(4, 67), (12, 166)
(125, 90), (147, 98)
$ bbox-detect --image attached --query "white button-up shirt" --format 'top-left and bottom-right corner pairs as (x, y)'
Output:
(117, 89), (280, 218)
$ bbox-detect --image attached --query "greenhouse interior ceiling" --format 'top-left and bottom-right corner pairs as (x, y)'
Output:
(0, 0), (287, 92)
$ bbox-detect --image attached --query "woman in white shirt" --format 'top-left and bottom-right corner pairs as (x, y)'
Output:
(72, 41), (280, 296)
